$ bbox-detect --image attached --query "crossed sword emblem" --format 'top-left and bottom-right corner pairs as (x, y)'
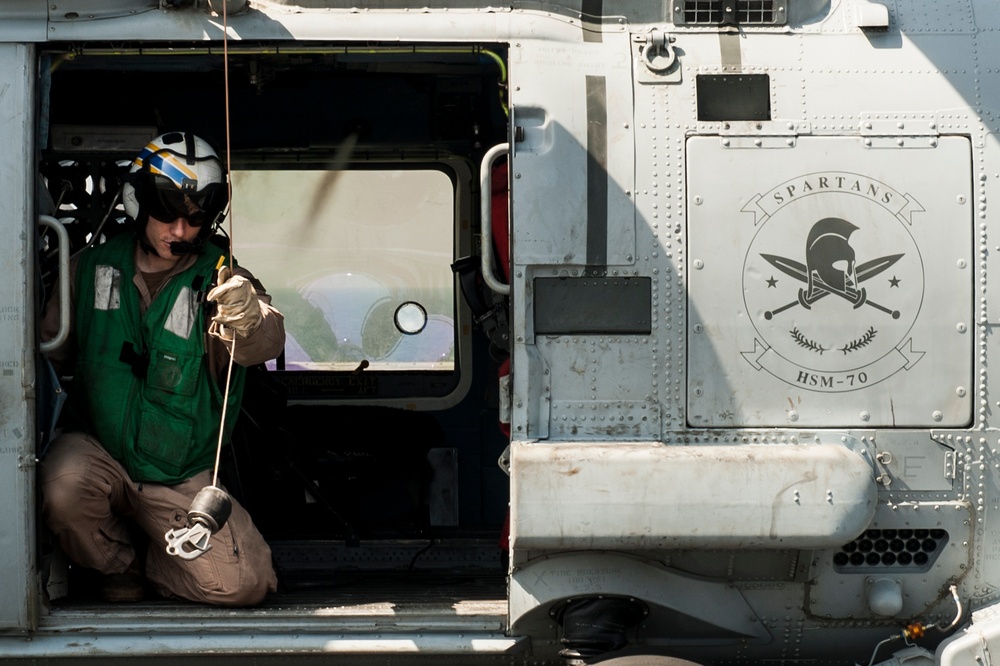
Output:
(760, 253), (903, 320)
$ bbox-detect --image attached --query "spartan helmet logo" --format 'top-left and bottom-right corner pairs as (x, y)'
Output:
(805, 217), (863, 305)
(760, 217), (903, 320)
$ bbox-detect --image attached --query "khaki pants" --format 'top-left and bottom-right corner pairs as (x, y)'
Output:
(40, 432), (277, 606)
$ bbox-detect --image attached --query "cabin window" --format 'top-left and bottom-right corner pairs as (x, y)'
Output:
(230, 168), (456, 374)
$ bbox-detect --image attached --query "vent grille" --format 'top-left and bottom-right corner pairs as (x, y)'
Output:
(676, 0), (785, 26)
(740, 0), (777, 23)
(833, 529), (948, 572)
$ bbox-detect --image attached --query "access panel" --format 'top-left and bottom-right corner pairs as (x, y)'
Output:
(687, 136), (973, 427)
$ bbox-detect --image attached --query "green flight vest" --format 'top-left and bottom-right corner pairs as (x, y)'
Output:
(73, 233), (246, 484)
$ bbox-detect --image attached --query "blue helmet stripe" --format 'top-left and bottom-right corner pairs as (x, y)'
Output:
(135, 146), (199, 189)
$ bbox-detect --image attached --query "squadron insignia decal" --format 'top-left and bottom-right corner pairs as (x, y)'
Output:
(740, 172), (926, 392)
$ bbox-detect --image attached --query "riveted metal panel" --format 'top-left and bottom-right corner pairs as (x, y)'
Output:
(869, 430), (955, 492)
(548, 399), (661, 440)
(897, 0), (975, 34)
(807, 500), (973, 619)
(509, 32), (635, 267)
(687, 135), (973, 428)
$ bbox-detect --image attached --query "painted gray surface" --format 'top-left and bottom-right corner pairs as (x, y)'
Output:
(5, 1), (1000, 664)
(0, 43), (36, 633)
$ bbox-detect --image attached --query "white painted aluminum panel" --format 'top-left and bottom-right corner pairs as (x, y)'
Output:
(41, 6), (517, 44)
(0, 1), (47, 42)
(509, 33), (635, 266)
(687, 136), (973, 428)
(510, 441), (876, 550)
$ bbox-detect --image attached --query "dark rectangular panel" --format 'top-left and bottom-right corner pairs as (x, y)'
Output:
(696, 74), (771, 121)
(585, 75), (608, 266)
(534, 277), (652, 335)
(581, 0), (604, 42)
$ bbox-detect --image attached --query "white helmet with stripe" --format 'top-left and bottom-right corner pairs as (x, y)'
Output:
(122, 131), (227, 244)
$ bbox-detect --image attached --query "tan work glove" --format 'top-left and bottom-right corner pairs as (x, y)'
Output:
(207, 267), (262, 340)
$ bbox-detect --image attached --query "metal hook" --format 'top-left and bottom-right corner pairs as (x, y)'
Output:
(164, 523), (214, 561)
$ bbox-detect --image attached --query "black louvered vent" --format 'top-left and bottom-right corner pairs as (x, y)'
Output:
(676, 0), (786, 26)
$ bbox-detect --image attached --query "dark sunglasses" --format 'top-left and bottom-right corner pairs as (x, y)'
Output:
(143, 174), (223, 227)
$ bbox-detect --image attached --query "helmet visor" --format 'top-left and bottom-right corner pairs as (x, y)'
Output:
(143, 174), (224, 227)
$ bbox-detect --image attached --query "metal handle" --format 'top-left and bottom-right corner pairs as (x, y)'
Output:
(38, 216), (70, 353)
(480, 143), (511, 296)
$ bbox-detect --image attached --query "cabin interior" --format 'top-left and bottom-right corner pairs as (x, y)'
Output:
(35, 42), (513, 609)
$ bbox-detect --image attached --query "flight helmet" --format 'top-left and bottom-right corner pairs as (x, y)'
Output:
(122, 131), (227, 253)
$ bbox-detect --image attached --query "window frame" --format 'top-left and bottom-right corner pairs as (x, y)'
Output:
(230, 155), (475, 409)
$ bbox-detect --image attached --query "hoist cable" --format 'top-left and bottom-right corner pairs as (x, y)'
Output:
(211, 0), (237, 489)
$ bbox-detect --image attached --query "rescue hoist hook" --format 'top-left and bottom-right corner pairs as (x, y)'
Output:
(164, 485), (233, 560)
(164, 318), (239, 560)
